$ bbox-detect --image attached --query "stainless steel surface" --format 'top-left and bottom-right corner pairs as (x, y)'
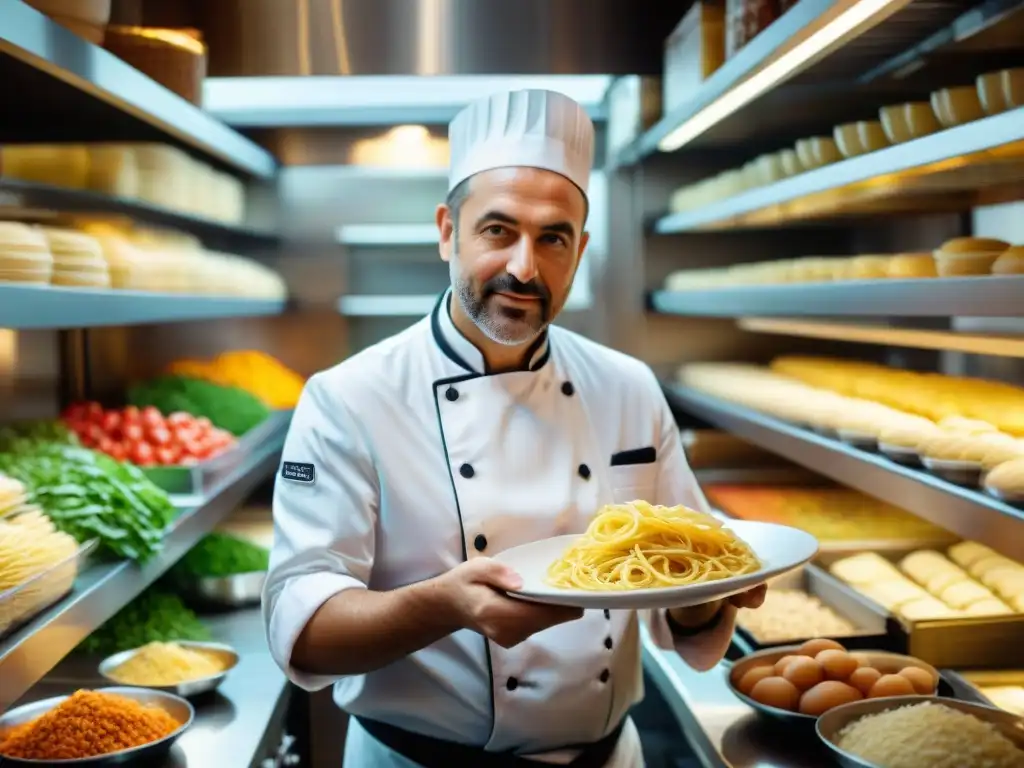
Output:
(194, 0), (681, 77)
(641, 627), (835, 768)
(651, 277), (1024, 317)
(98, 641), (240, 698)
(0, 433), (284, 712)
(665, 385), (1024, 562)
(143, 411), (292, 497)
(0, 686), (194, 765)
(184, 572), (266, 609)
(815, 695), (1024, 767)
(0, 180), (279, 252)
(336, 224), (437, 246)
(0, 286), (286, 331)
(338, 295), (440, 317)
(0, 0), (276, 178)
(653, 106), (1024, 231)
(728, 646), (940, 724)
(0, 539), (98, 641)
(921, 457), (982, 487)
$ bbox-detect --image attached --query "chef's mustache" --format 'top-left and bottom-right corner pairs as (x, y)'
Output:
(482, 274), (550, 303)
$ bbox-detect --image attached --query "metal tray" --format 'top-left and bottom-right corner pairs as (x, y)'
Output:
(0, 539), (98, 640)
(727, 646), (941, 727)
(181, 571), (266, 608)
(837, 430), (877, 451)
(945, 669), (1024, 716)
(734, 565), (891, 652)
(98, 641), (239, 698)
(141, 409), (291, 497)
(921, 457), (982, 488)
(817, 547), (1024, 668)
(816, 695), (1024, 768)
(0, 686), (193, 765)
(877, 442), (921, 466)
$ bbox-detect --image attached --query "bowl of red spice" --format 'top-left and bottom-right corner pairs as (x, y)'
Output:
(0, 687), (193, 765)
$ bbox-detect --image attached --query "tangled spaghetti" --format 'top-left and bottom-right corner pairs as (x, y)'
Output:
(546, 501), (762, 590)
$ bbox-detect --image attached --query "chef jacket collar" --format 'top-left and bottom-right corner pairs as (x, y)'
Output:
(431, 289), (551, 375)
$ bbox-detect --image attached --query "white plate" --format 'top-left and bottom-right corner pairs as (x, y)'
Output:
(492, 520), (819, 610)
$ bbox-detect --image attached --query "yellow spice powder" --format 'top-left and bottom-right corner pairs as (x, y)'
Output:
(109, 641), (226, 686)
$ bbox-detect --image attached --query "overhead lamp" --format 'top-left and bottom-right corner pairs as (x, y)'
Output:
(658, 0), (901, 152)
(204, 75), (613, 127)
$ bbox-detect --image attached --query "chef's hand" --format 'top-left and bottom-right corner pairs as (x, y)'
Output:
(438, 558), (584, 649)
(668, 584), (767, 630)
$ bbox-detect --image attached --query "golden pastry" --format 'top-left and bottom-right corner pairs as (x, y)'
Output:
(849, 255), (892, 279)
(0, 222), (53, 284)
(948, 542), (997, 570)
(898, 597), (962, 620)
(962, 599), (1014, 616)
(887, 252), (938, 278)
(933, 237), (1010, 277)
(984, 456), (1024, 497)
(991, 245), (1024, 275)
(939, 416), (998, 434)
(38, 227), (111, 289)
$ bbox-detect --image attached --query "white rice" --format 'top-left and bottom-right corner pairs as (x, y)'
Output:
(835, 701), (1024, 768)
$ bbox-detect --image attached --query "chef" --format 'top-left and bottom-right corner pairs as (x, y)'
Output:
(263, 88), (765, 768)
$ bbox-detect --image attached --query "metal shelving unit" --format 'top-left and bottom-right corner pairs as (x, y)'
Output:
(337, 294), (438, 317)
(665, 384), (1024, 562)
(0, 425), (287, 712)
(653, 105), (1024, 232)
(0, 285), (286, 329)
(0, 0), (276, 178)
(649, 276), (1024, 317)
(0, 180), (279, 251)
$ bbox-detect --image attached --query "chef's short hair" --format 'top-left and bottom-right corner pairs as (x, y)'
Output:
(446, 174), (589, 235)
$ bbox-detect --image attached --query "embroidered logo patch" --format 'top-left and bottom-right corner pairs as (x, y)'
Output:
(281, 461), (316, 484)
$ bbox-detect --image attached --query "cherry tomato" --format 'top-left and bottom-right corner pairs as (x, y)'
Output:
(182, 439), (206, 459)
(196, 417), (213, 433)
(108, 442), (128, 461)
(150, 426), (173, 446)
(130, 441), (155, 466)
(85, 401), (104, 420)
(122, 423), (144, 442)
(167, 412), (195, 428)
(122, 405), (141, 421)
(100, 411), (121, 435)
(63, 403), (89, 422)
(155, 446), (178, 465)
(87, 424), (106, 444)
(97, 436), (116, 455)
(141, 405), (163, 425)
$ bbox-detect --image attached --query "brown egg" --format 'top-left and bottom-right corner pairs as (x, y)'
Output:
(815, 649), (860, 680)
(797, 638), (845, 658)
(898, 666), (936, 695)
(848, 666), (883, 695)
(750, 676), (801, 711)
(868, 674), (915, 699)
(783, 657), (825, 691)
(736, 665), (775, 695)
(774, 655), (800, 675)
(798, 681), (862, 716)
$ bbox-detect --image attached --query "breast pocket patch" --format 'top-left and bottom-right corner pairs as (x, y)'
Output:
(281, 461), (316, 484)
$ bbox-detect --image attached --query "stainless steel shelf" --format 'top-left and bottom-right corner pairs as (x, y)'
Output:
(338, 294), (438, 317)
(0, 285), (286, 329)
(665, 384), (1024, 562)
(649, 276), (1024, 317)
(0, 0), (276, 178)
(0, 180), (279, 251)
(0, 427), (286, 712)
(653, 106), (1024, 231)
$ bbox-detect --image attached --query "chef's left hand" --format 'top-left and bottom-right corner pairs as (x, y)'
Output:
(668, 584), (767, 630)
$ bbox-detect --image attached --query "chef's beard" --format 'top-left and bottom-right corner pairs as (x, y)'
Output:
(450, 250), (552, 346)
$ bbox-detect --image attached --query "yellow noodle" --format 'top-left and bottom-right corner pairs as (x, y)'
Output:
(547, 501), (761, 590)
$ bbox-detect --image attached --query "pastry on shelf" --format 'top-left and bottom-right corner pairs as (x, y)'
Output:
(918, 431), (1015, 463)
(933, 236), (1010, 276)
(38, 227), (111, 288)
(0, 222), (53, 284)
(887, 252), (938, 278)
(984, 456), (1024, 499)
(992, 245), (1024, 275)
(849, 255), (891, 279)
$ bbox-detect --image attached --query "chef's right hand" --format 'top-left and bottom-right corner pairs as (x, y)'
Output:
(438, 558), (583, 648)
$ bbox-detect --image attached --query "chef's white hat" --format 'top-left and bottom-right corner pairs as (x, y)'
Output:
(447, 89), (595, 194)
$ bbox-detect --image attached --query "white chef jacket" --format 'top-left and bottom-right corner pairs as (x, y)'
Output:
(263, 291), (736, 767)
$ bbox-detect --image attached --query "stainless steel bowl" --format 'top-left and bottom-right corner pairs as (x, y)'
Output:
(184, 571), (266, 608)
(816, 694), (1024, 768)
(727, 645), (941, 725)
(98, 641), (239, 698)
(0, 686), (193, 766)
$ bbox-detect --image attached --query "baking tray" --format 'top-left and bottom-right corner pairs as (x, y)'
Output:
(0, 538), (98, 639)
(142, 409), (291, 497)
(944, 669), (1024, 715)
(733, 565), (891, 653)
(816, 547), (1024, 668)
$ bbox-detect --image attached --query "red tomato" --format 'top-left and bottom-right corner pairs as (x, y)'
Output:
(63, 403), (89, 421)
(195, 417), (213, 433)
(155, 446), (178, 465)
(130, 441), (155, 466)
(122, 405), (141, 421)
(181, 438), (206, 459)
(172, 425), (198, 445)
(87, 424), (107, 444)
(97, 437), (116, 455)
(147, 426), (172, 446)
(85, 401), (104, 420)
(108, 442), (128, 461)
(100, 411), (121, 435)
(167, 412), (195, 428)
(122, 423), (144, 442)
(141, 405), (163, 425)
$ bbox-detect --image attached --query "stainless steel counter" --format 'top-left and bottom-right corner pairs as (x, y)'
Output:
(641, 630), (835, 768)
(19, 609), (291, 768)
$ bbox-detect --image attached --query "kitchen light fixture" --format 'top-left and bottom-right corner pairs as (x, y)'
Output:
(658, 0), (903, 152)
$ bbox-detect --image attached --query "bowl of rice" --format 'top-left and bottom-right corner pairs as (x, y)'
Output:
(816, 695), (1024, 768)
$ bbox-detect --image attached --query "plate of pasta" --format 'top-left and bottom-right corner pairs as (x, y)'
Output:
(493, 501), (818, 609)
